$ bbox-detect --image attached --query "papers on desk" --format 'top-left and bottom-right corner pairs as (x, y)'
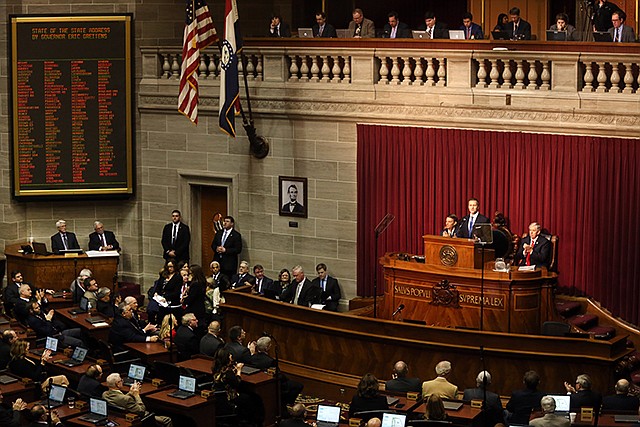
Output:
(518, 265), (536, 271)
(310, 304), (326, 310)
(153, 295), (168, 308)
(91, 322), (110, 328)
(85, 250), (120, 258)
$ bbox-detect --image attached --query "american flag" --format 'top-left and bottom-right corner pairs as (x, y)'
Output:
(178, 0), (218, 124)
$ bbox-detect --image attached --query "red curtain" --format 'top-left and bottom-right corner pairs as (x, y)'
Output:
(357, 124), (640, 326)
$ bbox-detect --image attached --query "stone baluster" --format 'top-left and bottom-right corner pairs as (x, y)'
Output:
(256, 56), (263, 80)
(321, 56), (332, 82)
(527, 60), (539, 90)
(237, 55), (244, 75)
(217, 59), (222, 79)
(402, 57), (413, 85)
(610, 62), (621, 93)
(582, 62), (594, 92)
(540, 62), (551, 90)
(171, 54), (180, 79)
(436, 57), (446, 87)
(595, 61), (607, 93)
(207, 54), (217, 79)
(244, 55), (254, 80)
(636, 63), (640, 93)
(331, 56), (342, 83)
(502, 59), (513, 89)
(414, 58), (424, 85)
(310, 56), (320, 82)
(476, 59), (488, 88)
(300, 56), (310, 82)
(425, 58), (436, 86)
(489, 59), (500, 89)
(162, 54), (171, 79)
(198, 55), (207, 77)
(390, 57), (401, 84)
(289, 55), (300, 81)
(514, 61), (525, 89)
(622, 62), (634, 93)
(343, 57), (351, 83)
(379, 57), (390, 84)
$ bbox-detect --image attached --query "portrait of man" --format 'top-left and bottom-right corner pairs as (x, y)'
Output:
(279, 176), (307, 218)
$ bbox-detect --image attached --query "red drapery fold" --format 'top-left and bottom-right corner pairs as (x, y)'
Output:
(357, 124), (640, 326)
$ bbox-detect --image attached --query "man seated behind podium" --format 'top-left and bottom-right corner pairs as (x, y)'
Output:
(88, 221), (120, 251)
(385, 361), (422, 393)
(529, 396), (570, 427)
(456, 198), (490, 238)
(50, 219), (81, 254)
(515, 222), (551, 268)
(422, 360), (458, 399)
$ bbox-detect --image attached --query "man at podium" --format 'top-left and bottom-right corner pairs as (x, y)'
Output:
(456, 198), (490, 238)
(50, 219), (81, 254)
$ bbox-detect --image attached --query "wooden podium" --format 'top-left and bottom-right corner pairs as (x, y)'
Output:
(5, 244), (119, 291)
(423, 235), (494, 269)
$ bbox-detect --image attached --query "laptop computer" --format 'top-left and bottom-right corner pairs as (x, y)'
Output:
(86, 314), (106, 324)
(32, 336), (58, 356)
(298, 28), (313, 38)
(78, 398), (108, 424)
(492, 31), (510, 40)
(316, 404), (341, 427)
(548, 395), (571, 417)
(593, 31), (613, 42)
(449, 30), (465, 40)
(59, 346), (88, 367)
(168, 375), (197, 399)
(69, 296), (90, 315)
(32, 242), (52, 256)
(241, 365), (261, 375)
(336, 29), (350, 38)
(0, 374), (18, 385)
(412, 30), (428, 39)
(382, 413), (407, 427)
(546, 30), (568, 41)
(443, 401), (464, 410)
(39, 383), (67, 408)
(123, 363), (146, 386)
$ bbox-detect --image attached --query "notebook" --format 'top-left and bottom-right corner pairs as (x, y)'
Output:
(69, 296), (90, 315)
(32, 242), (52, 256)
(298, 28), (313, 38)
(443, 401), (464, 411)
(85, 315), (106, 324)
(39, 383), (67, 408)
(449, 30), (465, 40)
(78, 398), (108, 424)
(316, 404), (341, 427)
(168, 375), (197, 399)
(32, 336), (58, 356)
(382, 413), (407, 427)
(241, 365), (261, 375)
(123, 363), (146, 386)
(548, 395), (570, 416)
(0, 374), (18, 385)
(59, 346), (88, 367)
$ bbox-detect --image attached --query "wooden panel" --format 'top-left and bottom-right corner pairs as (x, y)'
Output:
(199, 186), (227, 268)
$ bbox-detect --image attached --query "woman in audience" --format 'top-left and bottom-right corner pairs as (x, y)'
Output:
(273, 268), (292, 301)
(493, 13), (509, 32)
(425, 394), (447, 421)
(8, 340), (51, 381)
(348, 373), (388, 420)
(212, 347), (264, 426)
(155, 259), (182, 323)
(158, 313), (177, 345)
(182, 264), (207, 329)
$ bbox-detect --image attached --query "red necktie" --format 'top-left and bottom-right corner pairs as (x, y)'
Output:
(526, 240), (535, 265)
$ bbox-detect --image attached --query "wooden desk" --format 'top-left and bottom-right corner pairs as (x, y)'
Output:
(67, 412), (133, 427)
(43, 352), (94, 384)
(55, 309), (111, 343)
(596, 414), (639, 427)
(0, 378), (39, 402)
(5, 244), (118, 292)
(394, 397), (482, 425)
(47, 293), (76, 310)
(27, 401), (85, 421)
(124, 342), (173, 364)
(144, 388), (215, 427)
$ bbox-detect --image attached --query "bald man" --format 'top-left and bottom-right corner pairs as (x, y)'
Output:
(602, 379), (639, 411)
(385, 361), (422, 393)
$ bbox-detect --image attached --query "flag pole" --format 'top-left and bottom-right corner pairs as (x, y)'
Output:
(239, 52), (269, 159)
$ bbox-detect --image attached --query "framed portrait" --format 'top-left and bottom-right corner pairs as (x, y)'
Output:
(279, 176), (308, 218)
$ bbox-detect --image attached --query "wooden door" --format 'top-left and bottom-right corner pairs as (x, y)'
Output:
(200, 186), (228, 266)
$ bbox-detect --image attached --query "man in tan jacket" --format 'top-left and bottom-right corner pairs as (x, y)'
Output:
(103, 373), (172, 427)
(422, 360), (458, 399)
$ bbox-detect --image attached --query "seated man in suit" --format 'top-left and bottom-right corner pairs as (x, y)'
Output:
(253, 264), (275, 296)
(26, 301), (85, 348)
(564, 373), (602, 413)
(280, 265), (321, 307)
(231, 261), (255, 289)
(385, 361), (422, 393)
(0, 330), (18, 370)
(507, 7), (532, 40)
(27, 405), (63, 427)
(419, 11), (449, 39)
(457, 198), (491, 238)
(348, 8), (375, 38)
(601, 379), (639, 411)
(70, 268), (92, 305)
(14, 284), (49, 325)
(313, 11), (337, 38)
(383, 11), (411, 38)
(268, 14), (291, 37)
(224, 325), (252, 364)
(174, 313), (199, 361)
(422, 360), (458, 399)
(83, 277), (100, 309)
(529, 396), (570, 427)
(515, 222), (552, 268)
(103, 373), (172, 427)
(200, 320), (224, 356)
(506, 370), (546, 425)
(109, 306), (159, 349)
(4, 271), (27, 317)
(463, 371), (505, 426)
(0, 389), (26, 427)
(460, 12), (484, 40)
(50, 219), (81, 254)
(77, 364), (107, 398)
(311, 263), (341, 311)
(88, 221), (120, 251)
(609, 11), (636, 42)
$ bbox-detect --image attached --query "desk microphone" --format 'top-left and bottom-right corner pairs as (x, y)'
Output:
(392, 304), (405, 317)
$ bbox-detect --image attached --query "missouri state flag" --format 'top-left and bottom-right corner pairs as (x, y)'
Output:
(219, 0), (243, 137)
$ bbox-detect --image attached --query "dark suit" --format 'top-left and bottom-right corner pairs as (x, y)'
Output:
(506, 388), (545, 425)
(602, 393), (640, 411)
(457, 213), (491, 238)
(281, 201), (304, 214)
(570, 389), (602, 413)
(418, 22), (450, 39)
(183, 279), (207, 320)
(77, 374), (107, 398)
(385, 377), (422, 393)
(51, 232), (80, 254)
(348, 18), (376, 38)
(246, 352), (303, 404)
(280, 278), (321, 307)
(161, 221), (190, 263)
(225, 341), (251, 364)
(0, 340), (11, 370)
(247, 352), (276, 370)
(515, 236), (552, 268)
(3, 282), (21, 316)
(109, 314), (149, 348)
(254, 276), (275, 296)
(507, 18), (532, 40)
(463, 387), (505, 426)
(211, 228), (243, 279)
(593, 2), (621, 32)
(0, 405), (20, 427)
(175, 325), (199, 361)
(231, 273), (255, 289)
(608, 25), (636, 42)
(382, 22), (411, 38)
(312, 23), (337, 38)
(199, 333), (224, 356)
(88, 230), (120, 251)
(311, 276), (341, 311)
(460, 22), (484, 40)
(268, 22), (291, 37)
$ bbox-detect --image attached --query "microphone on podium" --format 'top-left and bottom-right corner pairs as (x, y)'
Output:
(392, 304), (405, 318)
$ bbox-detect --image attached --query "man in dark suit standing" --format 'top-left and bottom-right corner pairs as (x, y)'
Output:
(281, 265), (321, 307)
(462, 371), (505, 426)
(385, 361), (422, 393)
(382, 12), (411, 39)
(515, 222), (552, 268)
(460, 12), (484, 40)
(507, 7), (532, 40)
(313, 11), (337, 38)
(88, 221), (120, 251)
(457, 198), (491, 238)
(51, 219), (81, 254)
(506, 370), (545, 425)
(311, 263), (341, 311)
(199, 320), (224, 356)
(225, 325), (251, 364)
(211, 215), (243, 279)
(253, 264), (275, 296)
(419, 11), (449, 39)
(161, 210), (190, 263)
(174, 313), (199, 361)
